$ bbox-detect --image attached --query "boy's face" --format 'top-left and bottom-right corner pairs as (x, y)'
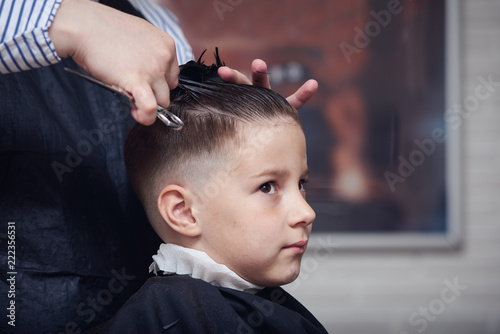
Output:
(193, 119), (316, 287)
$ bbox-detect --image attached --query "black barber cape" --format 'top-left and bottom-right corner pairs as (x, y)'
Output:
(104, 275), (328, 334)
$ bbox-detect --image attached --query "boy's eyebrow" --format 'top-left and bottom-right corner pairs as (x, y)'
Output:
(250, 168), (310, 179)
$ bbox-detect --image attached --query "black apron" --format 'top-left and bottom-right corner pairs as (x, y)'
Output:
(0, 2), (161, 333)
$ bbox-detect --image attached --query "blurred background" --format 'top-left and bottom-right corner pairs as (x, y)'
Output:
(162, 0), (500, 333)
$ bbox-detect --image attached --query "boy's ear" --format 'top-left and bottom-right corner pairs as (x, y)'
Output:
(157, 185), (201, 237)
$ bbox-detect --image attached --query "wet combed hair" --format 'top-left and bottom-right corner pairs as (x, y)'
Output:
(124, 50), (299, 213)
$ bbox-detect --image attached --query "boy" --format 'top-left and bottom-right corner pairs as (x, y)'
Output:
(104, 51), (327, 333)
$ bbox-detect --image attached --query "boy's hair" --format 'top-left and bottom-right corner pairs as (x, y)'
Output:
(124, 50), (300, 220)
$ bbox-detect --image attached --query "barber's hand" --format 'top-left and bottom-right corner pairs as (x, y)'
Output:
(218, 59), (318, 110)
(50, 0), (178, 125)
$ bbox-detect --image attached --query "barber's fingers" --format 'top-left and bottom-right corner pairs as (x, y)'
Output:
(147, 42), (179, 113)
(130, 57), (179, 126)
(163, 50), (180, 95)
(219, 59), (318, 110)
(152, 79), (172, 107)
(218, 66), (252, 85)
(218, 59), (272, 88)
(251, 59), (271, 89)
(130, 84), (158, 125)
(286, 79), (319, 110)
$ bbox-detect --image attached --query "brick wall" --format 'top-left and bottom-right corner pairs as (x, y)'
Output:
(288, 1), (500, 333)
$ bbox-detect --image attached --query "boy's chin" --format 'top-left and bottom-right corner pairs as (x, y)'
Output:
(282, 268), (301, 286)
(256, 268), (301, 287)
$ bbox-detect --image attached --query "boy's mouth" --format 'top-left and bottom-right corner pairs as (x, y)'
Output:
(283, 240), (308, 254)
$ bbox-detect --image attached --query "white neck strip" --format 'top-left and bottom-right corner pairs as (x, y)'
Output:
(149, 243), (263, 294)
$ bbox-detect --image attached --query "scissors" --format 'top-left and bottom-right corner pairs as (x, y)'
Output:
(64, 68), (183, 130)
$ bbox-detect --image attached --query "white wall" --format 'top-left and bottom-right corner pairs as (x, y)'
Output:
(288, 1), (500, 333)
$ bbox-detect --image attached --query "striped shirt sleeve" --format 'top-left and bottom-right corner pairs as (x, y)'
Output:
(0, 0), (62, 74)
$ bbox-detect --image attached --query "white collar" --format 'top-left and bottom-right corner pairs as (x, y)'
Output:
(149, 243), (263, 294)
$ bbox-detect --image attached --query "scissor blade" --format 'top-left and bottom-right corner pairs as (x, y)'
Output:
(64, 67), (134, 102)
(65, 67), (183, 129)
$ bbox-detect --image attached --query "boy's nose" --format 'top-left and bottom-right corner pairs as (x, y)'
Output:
(289, 194), (316, 227)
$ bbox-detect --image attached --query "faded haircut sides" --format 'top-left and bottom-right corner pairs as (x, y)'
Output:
(123, 50), (300, 217)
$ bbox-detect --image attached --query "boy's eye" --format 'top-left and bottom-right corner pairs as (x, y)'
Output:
(259, 182), (276, 194)
(299, 179), (308, 192)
